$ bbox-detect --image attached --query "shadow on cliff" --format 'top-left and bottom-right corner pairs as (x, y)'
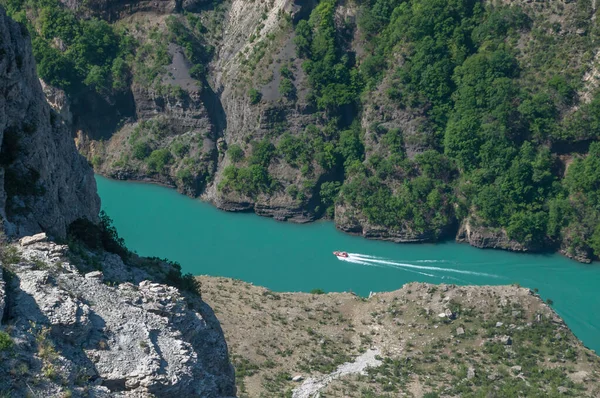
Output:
(200, 80), (227, 139)
(2, 270), (105, 389)
(71, 88), (136, 140)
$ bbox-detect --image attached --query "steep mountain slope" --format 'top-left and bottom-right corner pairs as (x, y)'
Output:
(0, 6), (236, 396)
(0, 5), (99, 237)
(7, 0), (600, 262)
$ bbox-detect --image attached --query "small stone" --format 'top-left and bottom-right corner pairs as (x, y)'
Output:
(558, 386), (568, 394)
(438, 313), (447, 318)
(512, 310), (521, 318)
(292, 375), (304, 382)
(85, 271), (104, 281)
(500, 335), (512, 345)
(456, 327), (465, 336)
(496, 322), (503, 327)
(535, 314), (542, 322)
(467, 367), (476, 380)
(19, 233), (48, 246)
(511, 365), (522, 373)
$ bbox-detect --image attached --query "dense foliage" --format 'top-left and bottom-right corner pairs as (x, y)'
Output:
(288, 0), (600, 256)
(6, 0), (600, 259)
(2, 0), (134, 94)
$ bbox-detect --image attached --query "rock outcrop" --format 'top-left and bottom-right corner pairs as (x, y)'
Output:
(456, 219), (531, 252)
(0, 7), (99, 238)
(0, 234), (236, 397)
(0, 8), (235, 397)
(335, 204), (436, 243)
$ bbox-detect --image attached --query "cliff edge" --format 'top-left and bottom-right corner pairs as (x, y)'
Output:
(0, 7), (99, 237)
(0, 7), (236, 397)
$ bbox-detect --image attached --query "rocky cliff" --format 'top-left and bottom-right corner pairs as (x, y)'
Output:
(0, 233), (236, 397)
(17, 0), (600, 262)
(0, 7), (99, 238)
(0, 7), (236, 397)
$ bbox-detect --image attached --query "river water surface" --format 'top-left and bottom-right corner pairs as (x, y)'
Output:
(96, 175), (600, 353)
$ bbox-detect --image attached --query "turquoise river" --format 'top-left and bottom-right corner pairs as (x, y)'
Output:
(96, 176), (600, 353)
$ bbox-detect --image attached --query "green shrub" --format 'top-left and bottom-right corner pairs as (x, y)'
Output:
(146, 149), (172, 172)
(133, 142), (151, 160)
(0, 331), (13, 352)
(171, 142), (189, 158)
(248, 88), (262, 105)
(279, 78), (295, 99)
(228, 144), (245, 163)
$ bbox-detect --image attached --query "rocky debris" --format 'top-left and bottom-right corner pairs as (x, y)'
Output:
(456, 327), (465, 336)
(500, 335), (513, 345)
(0, 237), (236, 397)
(568, 370), (590, 384)
(496, 321), (504, 327)
(85, 270), (103, 280)
(292, 375), (304, 382)
(19, 232), (48, 246)
(0, 8), (99, 238)
(292, 349), (382, 398)
(467, 366), (476, 380)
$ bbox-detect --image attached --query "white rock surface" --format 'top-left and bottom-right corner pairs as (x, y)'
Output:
(0, 7), (99, 238)
(0, 237), (236, 397)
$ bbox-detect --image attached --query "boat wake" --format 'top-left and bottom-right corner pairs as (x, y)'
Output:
(338, 252), (499, 280)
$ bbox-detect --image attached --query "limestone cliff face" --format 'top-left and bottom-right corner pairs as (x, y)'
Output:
(0, 9), (236, 397)
(0, 7), (99, 238)
(455, 219), (531, 253)
(205, 0), (327, 221)
(0, 234), (236, 397)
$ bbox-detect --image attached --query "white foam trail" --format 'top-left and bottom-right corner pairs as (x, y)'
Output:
(339, 257), (377, 267)
(348, 253), (383, 259)
(356, 257), (499, 278)
(339, 256), (438, 279)
(416, 259), (449, 263)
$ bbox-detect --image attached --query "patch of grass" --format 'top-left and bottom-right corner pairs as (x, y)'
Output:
(0, 331), (13, 351)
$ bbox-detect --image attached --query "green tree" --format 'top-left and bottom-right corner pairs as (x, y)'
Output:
(248, 88), (262, 105)
(133, 142), (151, 160)
(228, 144), (245, 163)
(146, 149), (172, 172)
(279, 78), (296, 99)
